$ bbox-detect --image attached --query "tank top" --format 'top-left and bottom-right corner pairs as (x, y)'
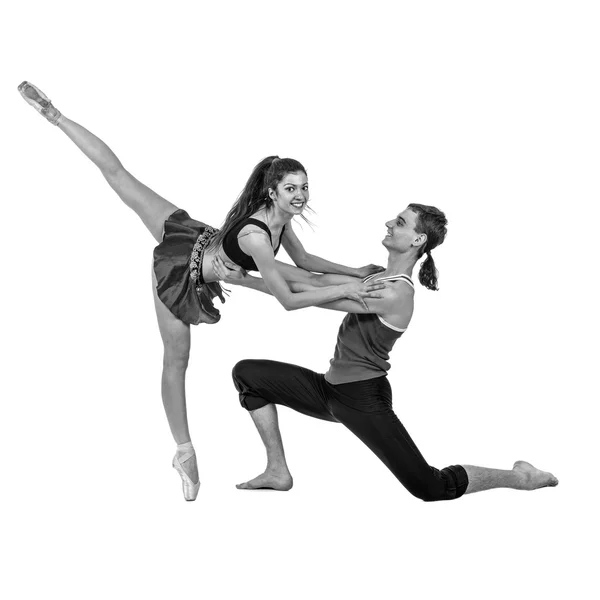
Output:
(221, 218), (286, 272)
(324, 273), (415, 385)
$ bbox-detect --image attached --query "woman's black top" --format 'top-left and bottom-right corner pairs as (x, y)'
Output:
(221, 218), (286, 272)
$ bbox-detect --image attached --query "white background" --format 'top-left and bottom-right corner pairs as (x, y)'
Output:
(2, 1), (598, 598)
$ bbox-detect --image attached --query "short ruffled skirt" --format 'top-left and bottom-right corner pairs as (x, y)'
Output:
(153, 209), (226, 325)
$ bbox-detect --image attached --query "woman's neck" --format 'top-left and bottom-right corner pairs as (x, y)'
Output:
(252, 205), (291, 230)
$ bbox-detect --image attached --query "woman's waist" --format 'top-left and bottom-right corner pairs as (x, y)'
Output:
(199, 248), (220, 284)
(200, 247), (254, 283)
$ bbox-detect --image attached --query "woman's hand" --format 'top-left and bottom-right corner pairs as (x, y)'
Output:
(341, 279), (386, 310)
(211, 256), (247, 285)
(355, 264), (385, 279)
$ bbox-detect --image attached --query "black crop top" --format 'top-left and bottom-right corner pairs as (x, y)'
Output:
(221, 218), (286, 272)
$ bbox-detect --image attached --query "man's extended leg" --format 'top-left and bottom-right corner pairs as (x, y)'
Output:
(232, 359), (337, 490)
(328, 378), (558, 501)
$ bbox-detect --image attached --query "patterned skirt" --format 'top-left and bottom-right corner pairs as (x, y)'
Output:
(153, 209), (226, 325)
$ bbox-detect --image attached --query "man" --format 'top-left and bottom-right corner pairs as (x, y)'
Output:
(212, 204), (558, 500)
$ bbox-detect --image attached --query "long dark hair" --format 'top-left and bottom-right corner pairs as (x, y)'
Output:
(407, 203), (448, 291)
(209, 156), (308, 251)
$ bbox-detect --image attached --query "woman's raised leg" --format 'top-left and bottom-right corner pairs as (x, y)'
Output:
(18, 81), (177, 243)
(152, 270), (200, 501)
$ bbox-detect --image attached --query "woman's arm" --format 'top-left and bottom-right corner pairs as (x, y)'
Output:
(238, 233), (380, 311)
(213, 258), (411, 327)
(273, 260), (361, 287)
(212, 257), (354, 300)
(281, 223), (384, 279)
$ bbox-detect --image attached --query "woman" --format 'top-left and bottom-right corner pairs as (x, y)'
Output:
(18, 81), (384, 501)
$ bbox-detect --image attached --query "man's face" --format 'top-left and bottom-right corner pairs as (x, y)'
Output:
(383, 208), (424, 252)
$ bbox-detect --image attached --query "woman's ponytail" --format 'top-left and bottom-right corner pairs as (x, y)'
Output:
(208, 156), (280, 251)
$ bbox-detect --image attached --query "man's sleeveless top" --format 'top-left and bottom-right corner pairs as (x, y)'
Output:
(222, 218), (285, 272)
(325, 274), (415, 385)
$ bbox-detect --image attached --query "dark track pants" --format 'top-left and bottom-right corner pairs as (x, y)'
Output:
(232, 359), (468, 501)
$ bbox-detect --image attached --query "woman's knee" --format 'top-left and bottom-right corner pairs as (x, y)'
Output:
(104, 166), (129, 191)
(163, 345), (190, 371)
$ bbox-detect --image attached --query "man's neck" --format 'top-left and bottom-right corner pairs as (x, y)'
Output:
(381, 253), (417, 279)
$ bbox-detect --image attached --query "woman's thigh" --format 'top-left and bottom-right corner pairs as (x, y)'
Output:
(107, 169), (179, 243)
(151, 267), (191, 362)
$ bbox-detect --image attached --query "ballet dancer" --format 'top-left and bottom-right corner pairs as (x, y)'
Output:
(18, 81), (385, 500)
(213, 204), (559, 499)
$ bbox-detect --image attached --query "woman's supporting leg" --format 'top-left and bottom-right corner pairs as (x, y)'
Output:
(152, 270), (199, 490)
(57, 117), (178, 242)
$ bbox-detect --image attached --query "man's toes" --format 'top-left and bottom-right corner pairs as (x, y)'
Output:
(236, 481), (252, 489)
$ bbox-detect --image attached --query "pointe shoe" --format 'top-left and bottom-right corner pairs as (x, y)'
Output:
(172, 447), (200, 501)
(18, 81), (62, 125)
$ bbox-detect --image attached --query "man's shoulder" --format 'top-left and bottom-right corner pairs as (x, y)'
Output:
(376, 279), (415, 327)
(383, 278), (415, 302)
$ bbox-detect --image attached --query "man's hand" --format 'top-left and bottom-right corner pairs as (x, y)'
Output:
(211, 256), (248, 285)
(341, 279), (387, 310)
(355, 264), (386, 279)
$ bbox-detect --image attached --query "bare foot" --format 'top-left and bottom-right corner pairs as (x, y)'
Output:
(236, 469), (293, 491)
(513, 460), (558, 490)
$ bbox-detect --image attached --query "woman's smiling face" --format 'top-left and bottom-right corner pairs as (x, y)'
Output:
(269, 171), (309, 215)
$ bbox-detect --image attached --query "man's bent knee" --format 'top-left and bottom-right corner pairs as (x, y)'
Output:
(232, 360), (271, 412)
(232, 359), (261, 384)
